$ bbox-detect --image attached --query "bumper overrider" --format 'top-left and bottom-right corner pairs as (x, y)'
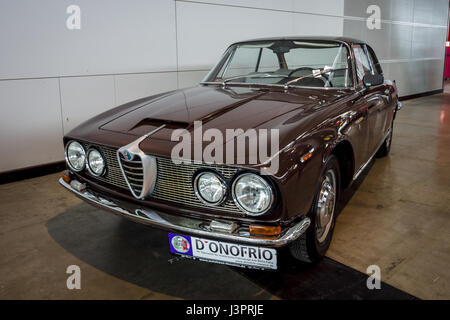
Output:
(59, 177), (310, 248)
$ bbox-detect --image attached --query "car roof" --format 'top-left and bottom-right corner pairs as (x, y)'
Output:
(231, 36), (365, 46)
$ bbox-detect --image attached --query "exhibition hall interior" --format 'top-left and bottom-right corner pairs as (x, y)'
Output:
(0, 0), (449, 302)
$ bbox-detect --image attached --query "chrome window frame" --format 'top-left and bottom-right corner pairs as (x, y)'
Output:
(202, 39), (357, 89)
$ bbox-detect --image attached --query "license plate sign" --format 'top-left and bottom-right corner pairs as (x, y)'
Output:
(168, 233), (277, 270)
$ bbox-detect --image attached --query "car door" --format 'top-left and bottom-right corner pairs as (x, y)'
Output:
(353, 44), (389, 156)
(366, 45), (394, 145)
(348, 44), (371, 171)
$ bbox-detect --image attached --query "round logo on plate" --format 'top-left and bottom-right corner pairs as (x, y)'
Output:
(171, 236), (190, 253)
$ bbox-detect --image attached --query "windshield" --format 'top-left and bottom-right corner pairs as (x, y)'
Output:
(203, 40), (353, 88)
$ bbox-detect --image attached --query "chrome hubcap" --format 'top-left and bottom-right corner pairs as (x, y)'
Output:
(315, 169), (336, 243)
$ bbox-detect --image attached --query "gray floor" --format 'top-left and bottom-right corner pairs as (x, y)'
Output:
(0, 88), (449, 299)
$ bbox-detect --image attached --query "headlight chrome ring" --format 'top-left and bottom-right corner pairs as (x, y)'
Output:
(86, 148), (106, 177)
(232, 172), (274, 216)
(193, 171), (228, 206)
(65, 140), (86, 172)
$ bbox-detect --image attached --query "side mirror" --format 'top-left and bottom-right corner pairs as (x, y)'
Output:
(363, 74), (384, 87)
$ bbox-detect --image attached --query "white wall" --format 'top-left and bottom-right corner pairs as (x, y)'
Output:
(0, 0), (447, 172)
(343, 0), (448, 97)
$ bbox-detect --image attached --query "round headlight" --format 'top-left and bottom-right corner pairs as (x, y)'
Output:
(194, 171), (227, 205)
(87, 149), (105, 176)
(65, 141), (86, 172)
(232, 173), (273, 215)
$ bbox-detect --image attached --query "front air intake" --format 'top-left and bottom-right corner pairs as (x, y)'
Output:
(116, 132), (158, 200)
(80, 142), (241, 214)
(118, 153), (144, 196)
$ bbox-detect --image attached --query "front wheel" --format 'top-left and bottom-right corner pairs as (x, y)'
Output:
(289, 155), (340, 264)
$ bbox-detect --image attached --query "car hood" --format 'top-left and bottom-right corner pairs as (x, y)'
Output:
(100, 85), (348, 141)
(68, 85), (353, 165)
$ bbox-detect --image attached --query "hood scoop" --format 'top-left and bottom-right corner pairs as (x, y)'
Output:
(101, 117), (189, 137)
(128, 118), (189, 134)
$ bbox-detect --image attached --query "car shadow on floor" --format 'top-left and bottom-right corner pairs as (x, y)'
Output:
(46, 159), (415, 299)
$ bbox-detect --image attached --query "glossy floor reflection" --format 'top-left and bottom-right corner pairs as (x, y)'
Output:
(45, 201), (414, 300)
(326, 89), (450, 299)
(0, 89), (449, 299)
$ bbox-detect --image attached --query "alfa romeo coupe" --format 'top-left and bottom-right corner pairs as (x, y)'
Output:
(60, 37), (401, 270)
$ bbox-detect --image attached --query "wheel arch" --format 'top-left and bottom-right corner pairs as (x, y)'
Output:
(329, 140), (355, 190)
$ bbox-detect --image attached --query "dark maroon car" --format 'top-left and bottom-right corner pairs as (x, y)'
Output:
(60, 37), (401, 270)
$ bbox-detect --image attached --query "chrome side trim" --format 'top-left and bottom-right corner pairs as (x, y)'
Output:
(59, 178), (310, 247)
(117, 125), (165, 199)
(353, 128), (392, 181)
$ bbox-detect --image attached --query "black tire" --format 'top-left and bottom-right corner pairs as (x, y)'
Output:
(376, 122), (393, 158)
(289, 155), (340, 264)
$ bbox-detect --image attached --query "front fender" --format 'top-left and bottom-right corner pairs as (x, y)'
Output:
(274, 111), (358, 223)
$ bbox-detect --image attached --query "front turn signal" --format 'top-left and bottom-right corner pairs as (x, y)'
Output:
(61, 170), (71, 183)
(249, 225), (281, 237)
(300, 147), (315, 163)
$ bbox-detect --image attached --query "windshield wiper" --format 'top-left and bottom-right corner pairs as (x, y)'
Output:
(283, 68), (348, 89)
(222, 73), (288, 86)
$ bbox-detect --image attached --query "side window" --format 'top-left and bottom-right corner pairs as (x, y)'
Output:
(366, 46), (383, 75)
(352, 44), (372, 82)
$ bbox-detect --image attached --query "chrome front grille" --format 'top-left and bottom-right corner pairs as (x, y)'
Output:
(154, 157), (241, 214)
(81, 143), (242, 215)
(82, 143), (128, 189)
(118, 153), (144, 195)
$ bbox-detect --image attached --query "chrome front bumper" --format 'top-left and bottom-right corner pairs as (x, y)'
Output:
(59, 178), (310, 247)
